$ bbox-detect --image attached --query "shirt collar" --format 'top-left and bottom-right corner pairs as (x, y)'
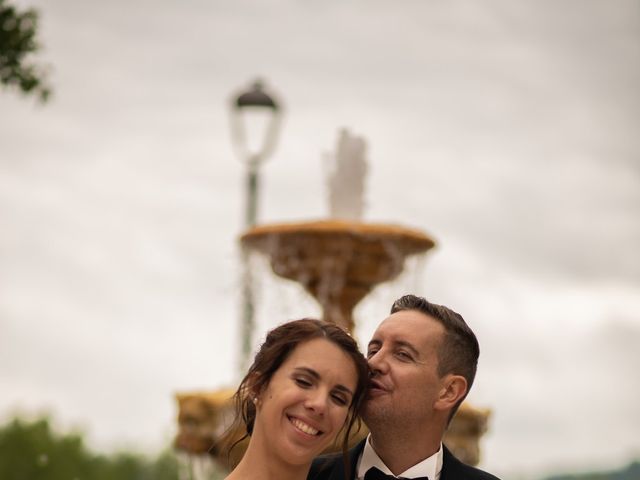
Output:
(356, 434), (443, 480)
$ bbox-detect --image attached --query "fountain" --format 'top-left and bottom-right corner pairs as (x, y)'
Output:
(241, 219), (434, 332)
(241, 129), (434, 331)
(175, 129), (490, 470)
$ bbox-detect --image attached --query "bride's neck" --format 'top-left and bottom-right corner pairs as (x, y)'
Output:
(225, 439), (310, 480)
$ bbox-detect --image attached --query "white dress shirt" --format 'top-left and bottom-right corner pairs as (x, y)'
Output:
(355, 434), (443, 480)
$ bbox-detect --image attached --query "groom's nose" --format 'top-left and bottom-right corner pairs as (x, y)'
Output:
(367, 348), (389, 376)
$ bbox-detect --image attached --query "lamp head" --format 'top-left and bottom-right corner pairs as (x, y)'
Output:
(230, 79), (282, 165)
(235, 80), (279, 111)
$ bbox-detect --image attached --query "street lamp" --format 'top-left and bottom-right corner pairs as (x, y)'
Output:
(229, 79), (282, 371)
(230, 79), (282, 227)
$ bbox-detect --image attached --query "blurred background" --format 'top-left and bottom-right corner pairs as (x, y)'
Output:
(1, 0), (639, 479)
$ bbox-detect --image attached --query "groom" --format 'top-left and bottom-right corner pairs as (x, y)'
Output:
(310, 294), (500, 480)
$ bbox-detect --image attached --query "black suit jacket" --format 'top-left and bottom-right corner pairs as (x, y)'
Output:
(308, 440), (500, 480)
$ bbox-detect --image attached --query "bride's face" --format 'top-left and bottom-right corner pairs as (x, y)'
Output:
(252, 337), (358, 465)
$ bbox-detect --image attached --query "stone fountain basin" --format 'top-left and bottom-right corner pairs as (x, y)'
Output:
(240, 220), (435, 330)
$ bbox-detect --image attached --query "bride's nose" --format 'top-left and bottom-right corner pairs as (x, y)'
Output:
(303, 389), (327, 416)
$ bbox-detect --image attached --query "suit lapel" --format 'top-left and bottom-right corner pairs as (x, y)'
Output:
(349, 440), (366, 479)
(332, 440), (366, 480)
(440, 445), (465, 480)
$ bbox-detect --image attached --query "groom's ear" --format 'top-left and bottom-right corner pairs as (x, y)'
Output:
(434, 374), (467, 412)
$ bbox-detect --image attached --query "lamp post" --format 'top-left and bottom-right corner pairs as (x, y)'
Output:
(230, 79), (282, 371)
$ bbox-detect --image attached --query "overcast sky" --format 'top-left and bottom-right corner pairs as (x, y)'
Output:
(1, 1), (639, 478)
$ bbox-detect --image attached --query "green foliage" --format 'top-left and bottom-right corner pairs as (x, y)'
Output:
(0, 416), (180, 480)
(0, 0), (51, 102)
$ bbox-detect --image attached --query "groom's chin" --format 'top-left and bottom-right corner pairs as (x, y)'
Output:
(361, 398), (388, 426)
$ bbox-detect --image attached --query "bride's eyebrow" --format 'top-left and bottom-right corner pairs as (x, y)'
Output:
(333, 384), (354, 397)
(292, 367), (320, 379)
(293, 367), (354, 397)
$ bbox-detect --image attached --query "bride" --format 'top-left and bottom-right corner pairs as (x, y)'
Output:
(223, 318), (368, 480)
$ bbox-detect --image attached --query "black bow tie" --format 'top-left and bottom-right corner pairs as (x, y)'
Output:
(364, 466), (429, 480)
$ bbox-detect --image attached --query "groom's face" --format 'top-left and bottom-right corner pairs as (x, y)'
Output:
(362, 309), (447, 432)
